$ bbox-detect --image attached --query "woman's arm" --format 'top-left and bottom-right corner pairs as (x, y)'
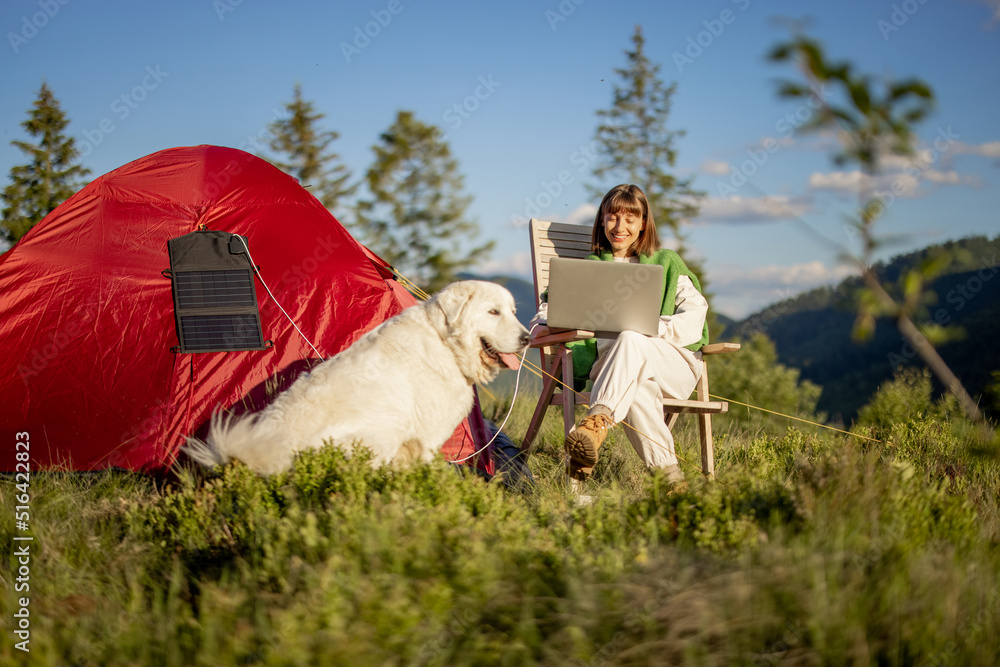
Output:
(657, 275), (708, 346)
(528, 300), (548, 329)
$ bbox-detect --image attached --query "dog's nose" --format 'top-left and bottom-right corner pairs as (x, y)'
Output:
(519, 332), (531, 348)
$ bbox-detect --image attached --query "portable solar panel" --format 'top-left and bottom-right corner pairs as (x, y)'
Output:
(167, 230), (266, 353)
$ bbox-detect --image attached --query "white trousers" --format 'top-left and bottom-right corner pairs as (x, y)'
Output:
(588, 331), (702, 468)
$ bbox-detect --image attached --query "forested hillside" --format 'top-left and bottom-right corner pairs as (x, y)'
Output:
(724, 235), (1000, 422)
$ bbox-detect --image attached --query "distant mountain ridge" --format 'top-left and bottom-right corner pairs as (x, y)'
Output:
(723, 235), (1000, 421)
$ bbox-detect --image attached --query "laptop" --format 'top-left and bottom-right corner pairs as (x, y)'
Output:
(546, 257), (664, 337)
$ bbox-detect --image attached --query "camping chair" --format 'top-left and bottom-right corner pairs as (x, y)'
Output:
(521, 219), (740, 478)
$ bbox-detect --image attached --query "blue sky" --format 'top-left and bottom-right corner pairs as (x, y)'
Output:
(2, 0), (998, 318)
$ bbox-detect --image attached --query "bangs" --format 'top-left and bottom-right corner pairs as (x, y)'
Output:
(602, 191), (645, 220)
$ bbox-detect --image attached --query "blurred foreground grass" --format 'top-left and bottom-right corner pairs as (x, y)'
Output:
(2, 392), (999, 666)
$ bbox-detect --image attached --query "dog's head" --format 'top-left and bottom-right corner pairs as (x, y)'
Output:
(427, 280), (531, 385)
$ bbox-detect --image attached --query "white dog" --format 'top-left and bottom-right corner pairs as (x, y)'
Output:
(183, 280), (530, 475)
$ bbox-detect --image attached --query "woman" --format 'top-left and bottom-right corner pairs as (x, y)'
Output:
(530, 184), (709, 486)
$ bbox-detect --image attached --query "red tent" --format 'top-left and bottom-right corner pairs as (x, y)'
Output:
(0, 145), (493, 475)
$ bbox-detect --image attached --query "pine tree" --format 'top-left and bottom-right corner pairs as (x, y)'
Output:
(355, 110), (493, 293)
(2, 82), (90, 244)
(263, 83), (355, 215)
(590, 26), (704, 259)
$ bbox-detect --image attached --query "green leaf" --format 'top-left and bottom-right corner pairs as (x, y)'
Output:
(777, 82), (811, 99)
(848, 80), (872, 114)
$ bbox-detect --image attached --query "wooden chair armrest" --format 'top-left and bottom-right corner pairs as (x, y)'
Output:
(529, 326), (596, 347)
(701, 342), (741, 356)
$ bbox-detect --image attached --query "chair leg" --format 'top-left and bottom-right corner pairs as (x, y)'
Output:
(665, 412), (680, 431)
(698, 413), (714, 479)
(696, 364), (715, 479)
(561, 347), (576, 438)
(521, 349), (562, 454)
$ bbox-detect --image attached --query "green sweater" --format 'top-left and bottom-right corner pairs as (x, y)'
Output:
(550, 249), (710, 387)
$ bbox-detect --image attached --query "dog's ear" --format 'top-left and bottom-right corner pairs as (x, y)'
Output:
(434, 283), (472, 328)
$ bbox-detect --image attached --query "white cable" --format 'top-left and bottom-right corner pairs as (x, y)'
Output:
(448, 322), (540, 464)
(236, 235), (324, 360)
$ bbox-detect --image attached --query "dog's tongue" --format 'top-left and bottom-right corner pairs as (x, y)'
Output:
(499, 352), (522, 371)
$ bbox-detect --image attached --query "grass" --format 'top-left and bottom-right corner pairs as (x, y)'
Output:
(2, 392), (999, 665)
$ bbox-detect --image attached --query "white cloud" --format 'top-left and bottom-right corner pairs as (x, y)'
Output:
(807, 163), (977, 198)
(879, 153), (917, 170)
(863, 172), (921, 197)
(714, 261), (856, 288)
(709, 260), (857, 319)
(954, 140), (1000, 158)
(807, 170), (870, 192)
(923, 169), (982, 187)
(695, 195), (811, 223)
(700, 160), (731, 175)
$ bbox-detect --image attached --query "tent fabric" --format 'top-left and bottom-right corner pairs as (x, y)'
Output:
(0, 145), (493, 475)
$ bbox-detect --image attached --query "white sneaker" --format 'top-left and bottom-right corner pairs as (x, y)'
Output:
(568, 477), (595, 506)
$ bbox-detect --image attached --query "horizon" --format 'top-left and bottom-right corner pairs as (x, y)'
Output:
(2, 0), (999, 319)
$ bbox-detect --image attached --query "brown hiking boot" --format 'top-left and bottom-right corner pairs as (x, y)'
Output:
(564, 412), (614, 472)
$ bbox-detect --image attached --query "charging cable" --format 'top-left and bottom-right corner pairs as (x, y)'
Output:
(449, 322), (539, 464)
(235, 234), (324, 360)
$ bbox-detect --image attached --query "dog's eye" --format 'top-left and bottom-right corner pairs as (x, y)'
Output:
(489, 308), (500, 316)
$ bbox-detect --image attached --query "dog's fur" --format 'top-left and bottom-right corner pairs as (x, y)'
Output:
(183, 280), (530, 474)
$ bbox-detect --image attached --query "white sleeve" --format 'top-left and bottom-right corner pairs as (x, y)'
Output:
(528, 301), (548, 330)
(657, 275), (708, 346)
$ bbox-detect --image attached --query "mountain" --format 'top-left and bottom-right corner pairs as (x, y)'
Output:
(723, 235), (1000, 422)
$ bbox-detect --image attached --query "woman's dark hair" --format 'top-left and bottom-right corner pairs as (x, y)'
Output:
(591, 184), (661, 256)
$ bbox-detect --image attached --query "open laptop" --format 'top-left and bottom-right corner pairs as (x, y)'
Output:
(546, 257), (664, 337)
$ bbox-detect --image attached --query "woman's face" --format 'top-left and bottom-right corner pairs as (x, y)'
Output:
(602, 209), (644, 258)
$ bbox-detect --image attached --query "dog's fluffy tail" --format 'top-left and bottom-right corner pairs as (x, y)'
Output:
(182, 411), (291, 475)
(181, 412), (237, 469)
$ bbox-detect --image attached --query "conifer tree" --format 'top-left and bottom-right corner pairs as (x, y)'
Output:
(355, 110), (493, 293)
(590, 26), (703, 261)
(264, 83), (355, 215)
(2, 82), (90, 244)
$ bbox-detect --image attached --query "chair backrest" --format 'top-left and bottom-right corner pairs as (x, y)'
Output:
(528, 219), (593, 308)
